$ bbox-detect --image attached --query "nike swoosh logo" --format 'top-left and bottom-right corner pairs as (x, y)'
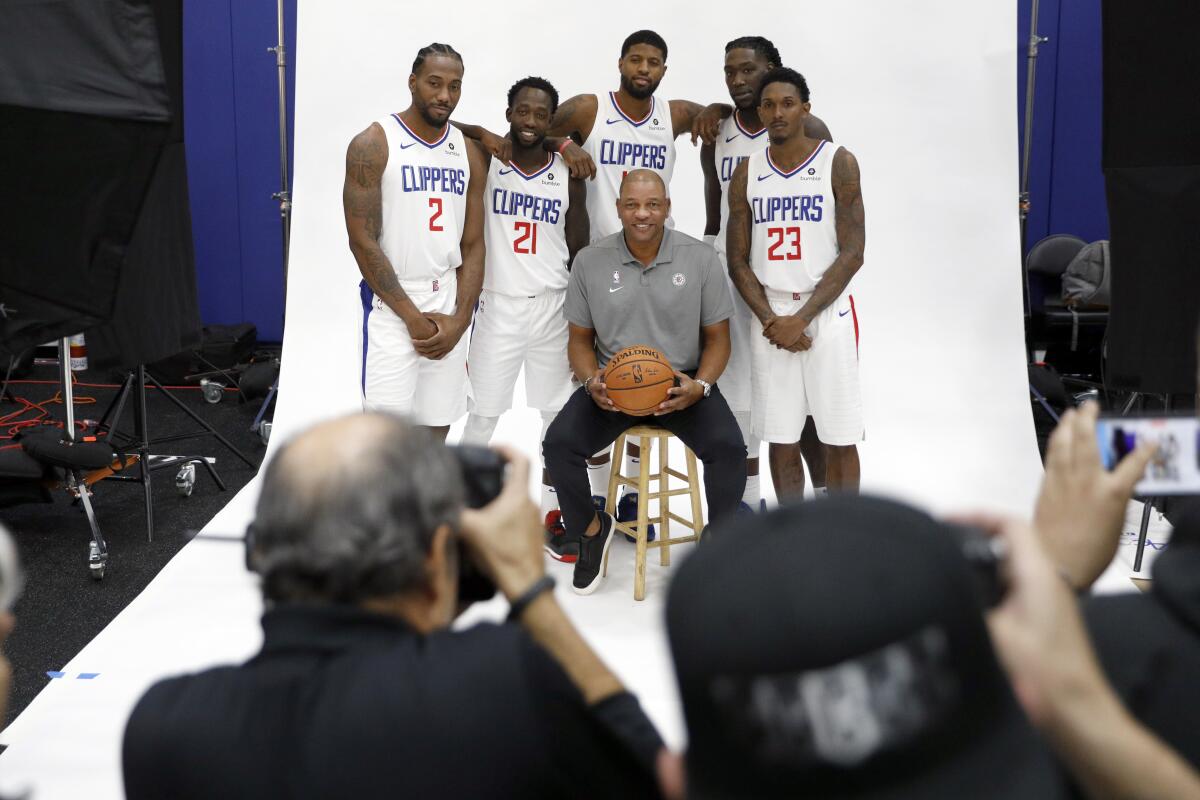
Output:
(725, 135), (739, 143)
(606, 118), (624, 125)
(757, 174), (772, 182)
(399, 141), (418, 149)
(609, 286), (625, 293)
(498, 168), (514, 175)
(839, 309), (851, 317)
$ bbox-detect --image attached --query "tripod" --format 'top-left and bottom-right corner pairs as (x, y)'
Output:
(254, 0), (291, 433)
(96, 366), (256, 541)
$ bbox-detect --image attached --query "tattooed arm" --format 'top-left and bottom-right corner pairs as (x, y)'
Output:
(670, 99), (732, 146)
(793, 146), (864, 322)
(762, 146), (863, 351)
(726, 160), (773, 325)
(343, 123), (435, 340)
(543, 94), (599, 180)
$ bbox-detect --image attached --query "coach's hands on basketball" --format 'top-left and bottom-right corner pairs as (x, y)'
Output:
(655, 371), (704, 416)
(586, 370), (617, 412)
(413, 313), (466, 360)
(763, 314), (813, 352)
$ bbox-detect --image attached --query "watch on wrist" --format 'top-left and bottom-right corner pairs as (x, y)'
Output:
(695, 379), (712, 398)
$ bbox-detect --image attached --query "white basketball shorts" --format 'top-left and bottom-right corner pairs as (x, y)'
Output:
(467, 288), (574, 416)
(359, 274), (469, 427)
(751, 289), (863, 446)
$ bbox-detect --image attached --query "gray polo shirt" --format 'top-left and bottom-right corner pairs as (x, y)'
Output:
(565, 228), (733, 372)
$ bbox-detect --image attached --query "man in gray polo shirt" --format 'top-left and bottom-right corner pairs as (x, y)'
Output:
(543, 169), (747, 595)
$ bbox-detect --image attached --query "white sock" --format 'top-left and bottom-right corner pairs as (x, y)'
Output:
(587, 452), (611, 499)
(623, 444), (643, 495)
(742, 473), (761, 506)
(461, 413), (498, 446)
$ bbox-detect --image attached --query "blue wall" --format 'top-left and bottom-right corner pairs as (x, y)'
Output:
(1018, 0), (1109, 252)
(183, 2), (1106, 341)
(184, 0), (295, 342)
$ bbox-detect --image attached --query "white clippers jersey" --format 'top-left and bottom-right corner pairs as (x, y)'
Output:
(483, 153), (572, 296)
(746, 140), (839, 294)
(377, 114), (470, 283)
(582, 92), (676, 241)
(714, 111), (768, 256)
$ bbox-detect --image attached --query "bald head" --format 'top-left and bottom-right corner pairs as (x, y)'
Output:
(250, 412), (465, 604)
(619, 168), (666, 200)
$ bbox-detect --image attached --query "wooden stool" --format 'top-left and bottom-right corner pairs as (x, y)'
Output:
(603, 425), (704, 600)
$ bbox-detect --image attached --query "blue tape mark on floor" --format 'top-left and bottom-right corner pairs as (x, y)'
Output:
(46, 671), (65, 679)
(77, 673), (100, 680)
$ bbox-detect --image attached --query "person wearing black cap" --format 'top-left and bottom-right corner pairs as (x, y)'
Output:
(664, 494), (1200, 798)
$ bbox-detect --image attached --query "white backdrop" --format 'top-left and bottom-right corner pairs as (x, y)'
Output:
(0, 3), (1041, 797)
(273, 0), (1041, 513)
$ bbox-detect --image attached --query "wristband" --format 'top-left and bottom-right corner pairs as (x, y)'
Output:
(507, 575), (556, 622)
(556, 138), (572, 154)
(703, 234), (717, 247)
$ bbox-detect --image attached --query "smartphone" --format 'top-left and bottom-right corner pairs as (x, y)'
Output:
(1096, 415), (1200, 495)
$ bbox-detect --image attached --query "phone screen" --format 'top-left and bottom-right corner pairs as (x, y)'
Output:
(1096, 415), (1200, 495)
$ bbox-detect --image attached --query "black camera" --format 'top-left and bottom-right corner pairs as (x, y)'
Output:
(949, 524), (1009, 608)
(449, 445), (507, 604)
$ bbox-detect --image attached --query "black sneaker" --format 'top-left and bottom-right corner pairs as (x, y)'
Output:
(573, 511), (616, 596)
(543, 510), (578, 563)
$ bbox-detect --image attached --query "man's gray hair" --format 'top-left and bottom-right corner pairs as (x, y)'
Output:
(250, 413), (464, 604)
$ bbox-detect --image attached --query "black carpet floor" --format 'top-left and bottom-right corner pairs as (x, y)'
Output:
(0, 361), (268, 726)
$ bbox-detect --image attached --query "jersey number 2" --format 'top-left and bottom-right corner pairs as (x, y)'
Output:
(766, 226), (802, 261)
(513, 221), (538, 255)
(428, 198), (444, 232)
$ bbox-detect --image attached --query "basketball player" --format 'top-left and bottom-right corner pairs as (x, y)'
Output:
(344, 43), (487, 441)
(726, 68), (866, 492)
(701, 36), (833, 506)
(460, 77), (590, 562)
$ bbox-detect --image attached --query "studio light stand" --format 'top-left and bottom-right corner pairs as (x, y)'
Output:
(1020, 0), (1049, 314)
(253, 0), (291, 440)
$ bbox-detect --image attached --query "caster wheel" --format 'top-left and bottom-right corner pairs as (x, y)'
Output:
(200, 379), (225, 404)
(88, 542), (106, 580)
(175, 463), (196, 497)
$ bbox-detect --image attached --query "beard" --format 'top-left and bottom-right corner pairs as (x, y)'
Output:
(417, 102), (452, 129)
(620, 73), (660, 100)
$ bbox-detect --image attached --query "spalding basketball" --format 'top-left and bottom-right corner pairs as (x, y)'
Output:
(603, 346), (675, 416)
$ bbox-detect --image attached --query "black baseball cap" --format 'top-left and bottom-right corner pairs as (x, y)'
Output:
(666, 495), (1065, 799)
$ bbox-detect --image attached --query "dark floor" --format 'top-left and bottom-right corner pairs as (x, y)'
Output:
(0, 362), (268, 725)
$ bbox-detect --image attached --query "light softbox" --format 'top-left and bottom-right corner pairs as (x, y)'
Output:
(0, 0), (200, 368)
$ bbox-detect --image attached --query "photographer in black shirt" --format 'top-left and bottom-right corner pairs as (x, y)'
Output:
(122, 412), (663, 799)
